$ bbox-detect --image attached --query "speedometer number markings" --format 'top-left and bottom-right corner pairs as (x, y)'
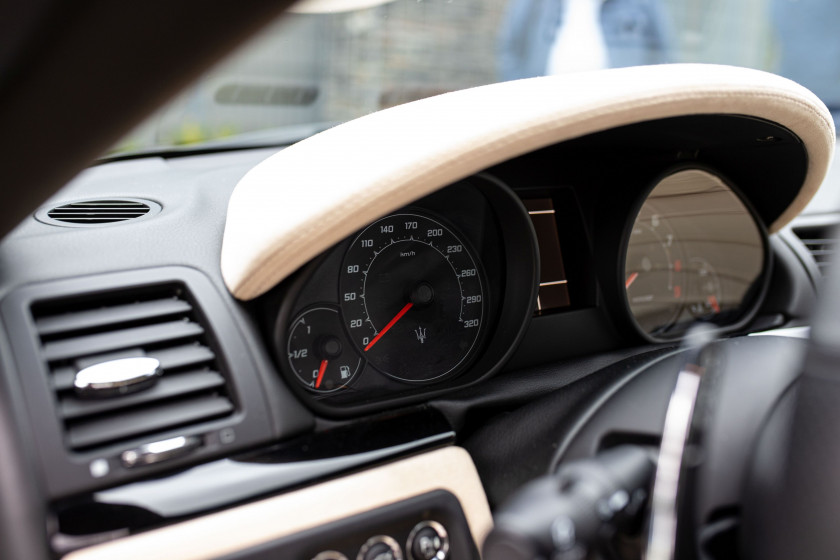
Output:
(339, 213), (485, 383)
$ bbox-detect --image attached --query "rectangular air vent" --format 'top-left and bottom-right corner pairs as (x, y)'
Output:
(31, 285), (235, 452)
(794, 224), (837, 276)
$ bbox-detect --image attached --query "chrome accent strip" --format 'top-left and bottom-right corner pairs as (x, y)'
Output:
(406, 520), (449, 560)
(749, 326), (810, 339)
(646, 364), (702, 560)
(121, 436), (202, 468)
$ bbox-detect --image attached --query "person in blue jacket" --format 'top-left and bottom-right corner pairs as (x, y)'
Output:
(498, 0), (671, 81)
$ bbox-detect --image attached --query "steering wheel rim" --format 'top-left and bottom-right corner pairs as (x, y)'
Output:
(739, 270), (840, 559)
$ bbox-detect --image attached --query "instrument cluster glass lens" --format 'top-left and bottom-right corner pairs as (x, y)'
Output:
(286, 211), (486, 394)
(624, 169), (764, 338)
(339, 212), (485, 383)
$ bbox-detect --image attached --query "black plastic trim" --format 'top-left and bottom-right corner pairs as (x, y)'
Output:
(0, 267), (283, 499)
(60, 409), (453, 524)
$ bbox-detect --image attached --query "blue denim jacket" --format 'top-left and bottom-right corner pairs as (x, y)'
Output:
(773, 0), (840, 109)
(498, 0), (671, 81)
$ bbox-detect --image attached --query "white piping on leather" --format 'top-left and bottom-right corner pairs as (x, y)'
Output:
(221, 64), (835, 300)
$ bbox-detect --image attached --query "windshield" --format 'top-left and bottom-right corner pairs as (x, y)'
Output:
(112, 0), (840, 154)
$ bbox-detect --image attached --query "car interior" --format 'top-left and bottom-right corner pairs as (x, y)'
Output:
(2, 2), (840, 560)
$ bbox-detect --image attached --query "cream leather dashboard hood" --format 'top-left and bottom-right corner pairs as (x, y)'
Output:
(220, 63), (836, 301)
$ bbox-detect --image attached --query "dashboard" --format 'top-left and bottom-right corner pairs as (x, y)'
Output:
(0, 66), (834, 560)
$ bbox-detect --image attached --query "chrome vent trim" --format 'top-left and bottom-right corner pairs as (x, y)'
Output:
(31, 285), (235, 452)
(36, 198), (161, 227)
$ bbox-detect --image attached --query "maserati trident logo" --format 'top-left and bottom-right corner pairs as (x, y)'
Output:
(415, 326), (427, 344)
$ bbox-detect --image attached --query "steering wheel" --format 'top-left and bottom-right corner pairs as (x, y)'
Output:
(739, 275), (840, 559)
(482, 308), (837, 560)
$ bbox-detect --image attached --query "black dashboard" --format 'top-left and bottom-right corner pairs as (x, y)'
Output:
(0, 112), (826, 558)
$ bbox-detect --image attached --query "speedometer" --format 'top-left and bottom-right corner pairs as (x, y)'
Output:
(339, 212), (485, 383)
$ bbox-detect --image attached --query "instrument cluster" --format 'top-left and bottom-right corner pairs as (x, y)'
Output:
(270, 164), (770, 414)
(271, 176), (538, 415)
(623, 168), (768, 340)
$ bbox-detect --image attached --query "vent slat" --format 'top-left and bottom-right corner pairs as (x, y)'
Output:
(63, 201), (147, 206)
(50, 208), (145, 218)
(60, 371), (226, 420)
(794, 225), (837, 277)
(48, 214), (146, 219)
(43, 320), (204, 362)
(51, 344), (216, 392)
(53, 204), (147, 208)
(49, 208), (148, 213)
(47, 219), (136, 224)
(53, 366), (77, 392)
(36, 298), (192, 337)
(67, 396), (234, 449)
(152, 345), (217, 371)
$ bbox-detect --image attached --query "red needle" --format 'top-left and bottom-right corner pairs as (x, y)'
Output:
(364, 302), (414, 352)
(708, 294), (721, 313)
(625, 272), (639, 289)
(315, 359), (328, 389)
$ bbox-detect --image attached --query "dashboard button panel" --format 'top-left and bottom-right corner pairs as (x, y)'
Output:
(213, 490), (478, 560)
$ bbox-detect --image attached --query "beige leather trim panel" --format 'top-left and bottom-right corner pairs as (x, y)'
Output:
(66, 446), (491, 560)
(221, 63), (835, 300)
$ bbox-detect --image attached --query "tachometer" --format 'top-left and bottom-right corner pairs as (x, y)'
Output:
(624, 168), (766, 340)
(339, 212), (485, 382)
(624, 211), (685, 335)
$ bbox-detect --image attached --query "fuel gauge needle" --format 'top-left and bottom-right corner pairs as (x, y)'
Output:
(625, 272), (639, 289)
(364, 302), (414, 352)
(314, 359), (328, 389)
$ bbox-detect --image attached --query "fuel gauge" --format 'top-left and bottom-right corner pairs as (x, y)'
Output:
(287, 307), (362, 393)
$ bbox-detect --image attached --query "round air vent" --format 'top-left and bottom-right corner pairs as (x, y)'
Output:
(36, 198), (161, 227)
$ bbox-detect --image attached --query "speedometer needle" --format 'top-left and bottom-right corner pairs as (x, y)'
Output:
(625, 272), (639, 289)
(364, 302), (414, 352)
(315, 359), (328, 389)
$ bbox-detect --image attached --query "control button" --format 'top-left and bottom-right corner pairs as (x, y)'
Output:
(407, 521), (449, 560)
(120, 435), (201, 468)
(550, 516), (576, 551)
(89, 458), (110, 478)
(311, 552), (349, 560)
(357, 535), (403, 560)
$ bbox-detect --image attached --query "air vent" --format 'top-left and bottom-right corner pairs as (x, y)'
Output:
(794, 224), (837, 276)
(36, 198), (161, 227)
(31, 285), (235, 452)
